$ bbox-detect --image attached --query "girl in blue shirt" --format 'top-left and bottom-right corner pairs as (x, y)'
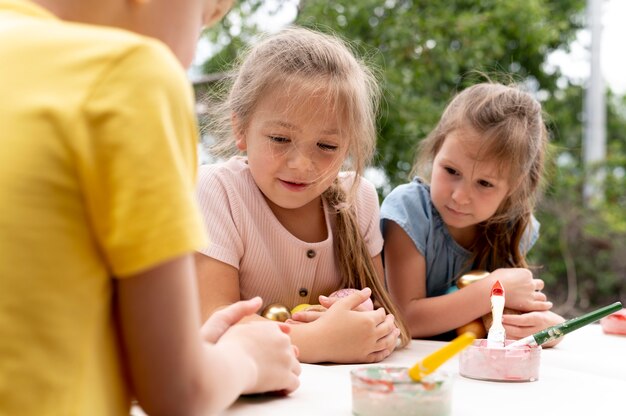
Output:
(381, 82), (564, 345)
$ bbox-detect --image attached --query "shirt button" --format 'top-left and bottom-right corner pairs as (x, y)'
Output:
(299, 288), (308, 297)
(306, 249), (316, 258)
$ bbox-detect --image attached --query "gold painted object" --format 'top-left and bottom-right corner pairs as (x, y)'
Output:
(262, 303), (291, 322)
(456, 270), (490, 338)
(457, 270), (490, 289)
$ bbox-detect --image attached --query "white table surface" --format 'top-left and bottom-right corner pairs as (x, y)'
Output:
(219, 324), (625, 415)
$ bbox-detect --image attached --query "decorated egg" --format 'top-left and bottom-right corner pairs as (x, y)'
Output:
(291, 304), (327, 315)
(261, 303), (291, 322)
(329, 288), (374, 311)
(600, 309), (626, 335)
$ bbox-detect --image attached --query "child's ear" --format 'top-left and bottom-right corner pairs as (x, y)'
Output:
(232, 113), (247, 151)
(203, 0), (235, 27)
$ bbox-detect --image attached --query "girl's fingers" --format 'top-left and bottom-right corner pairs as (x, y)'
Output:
(538, 300), (552, 310)
(502, 312), (533, 327)
(375, 307), (387, 323)
(367, 341), (396, 363)
(327, 287), (372, 311)
(375, 327), (401, 349)
(374, 314), (397, 340)
(318, 296), (338, 308)
(290, 311), (324, 323)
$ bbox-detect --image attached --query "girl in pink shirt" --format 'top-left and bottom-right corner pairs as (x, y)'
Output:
(196, 27), (410, 363)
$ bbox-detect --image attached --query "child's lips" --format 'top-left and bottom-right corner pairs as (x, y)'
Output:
(446, 205), (468, 216)
(279, 178), (309, 191)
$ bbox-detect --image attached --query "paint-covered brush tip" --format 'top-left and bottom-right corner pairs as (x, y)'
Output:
(491, 280), (504, 296)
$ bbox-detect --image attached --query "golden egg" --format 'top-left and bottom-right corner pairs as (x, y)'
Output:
(457, 319), (487, 338)
(455, 270), (490, 338)
(261, 303), (291, 322)
(291, 303), (312, 315)
(457, 270), (490, 289)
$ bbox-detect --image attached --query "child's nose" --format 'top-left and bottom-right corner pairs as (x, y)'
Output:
(285, 145), (313, 171)
(452, 183), (471, 204)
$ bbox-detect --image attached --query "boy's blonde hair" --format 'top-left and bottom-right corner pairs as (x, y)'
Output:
(205, 26), (409, 347)
(413, 82), (548, 271)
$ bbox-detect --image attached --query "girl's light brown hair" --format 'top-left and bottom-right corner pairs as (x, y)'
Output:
(204, 26), (409, 347)
(413, 82), (548, 271)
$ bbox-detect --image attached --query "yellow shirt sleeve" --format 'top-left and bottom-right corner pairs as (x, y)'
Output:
(80, 41), (206, 277)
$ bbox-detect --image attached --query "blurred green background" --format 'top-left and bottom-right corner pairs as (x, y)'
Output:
(195, 0), (626, 318)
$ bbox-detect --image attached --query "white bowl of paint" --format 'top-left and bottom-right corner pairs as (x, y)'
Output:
(459, 339), (541, 382)
(350, 366), (453, 416)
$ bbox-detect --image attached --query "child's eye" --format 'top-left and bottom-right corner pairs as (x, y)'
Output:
(269, 135), (289, 144)
(318, 142), (339, 152)
(478, 179), (494, 188)
(444, 167), (459, 176)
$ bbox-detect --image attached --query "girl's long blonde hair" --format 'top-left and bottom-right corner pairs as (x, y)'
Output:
(413, 82), (548, 272)
(204, 26), (409, 347)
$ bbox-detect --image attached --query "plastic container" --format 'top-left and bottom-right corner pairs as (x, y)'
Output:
(600, 309), (626, 335)
(459, 339), (541, 382)
(350, 366), (453, 416)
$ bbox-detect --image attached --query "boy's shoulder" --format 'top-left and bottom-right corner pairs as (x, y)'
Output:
(14, 11), (182, 81)
(67, 24), (179, 72)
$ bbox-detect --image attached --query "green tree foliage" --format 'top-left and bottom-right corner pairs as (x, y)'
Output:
(199, 0), (625, 314)
(294, 0), (585, 184)
(536, 86), (626, 313)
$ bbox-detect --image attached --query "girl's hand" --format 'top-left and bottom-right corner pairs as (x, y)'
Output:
(319, 288), (375, 311)
(310, 287), (400, 363)
(288, 288), (374, 324)
(287, 304), (327, 324)
(490, 268), (552, 312)
(502, 310), (566, 348)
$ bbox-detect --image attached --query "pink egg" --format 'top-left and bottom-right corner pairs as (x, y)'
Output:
(329, 288), (374, 311)
(600, 309), (626, 335)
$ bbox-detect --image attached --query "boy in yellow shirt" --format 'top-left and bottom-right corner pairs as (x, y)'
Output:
(0, 1), (300, 415)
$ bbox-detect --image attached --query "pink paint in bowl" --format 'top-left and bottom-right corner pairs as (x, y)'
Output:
(459, 339), (541, 382)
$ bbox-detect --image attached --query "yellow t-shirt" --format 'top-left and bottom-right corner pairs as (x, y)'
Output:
(0, 1), (206, 415)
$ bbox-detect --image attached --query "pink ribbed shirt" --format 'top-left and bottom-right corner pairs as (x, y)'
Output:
(196, 157), (384, 310)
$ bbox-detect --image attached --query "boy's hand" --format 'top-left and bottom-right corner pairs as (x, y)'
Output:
(201, 297), (263, 343)
(219, 321), (302, 394)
